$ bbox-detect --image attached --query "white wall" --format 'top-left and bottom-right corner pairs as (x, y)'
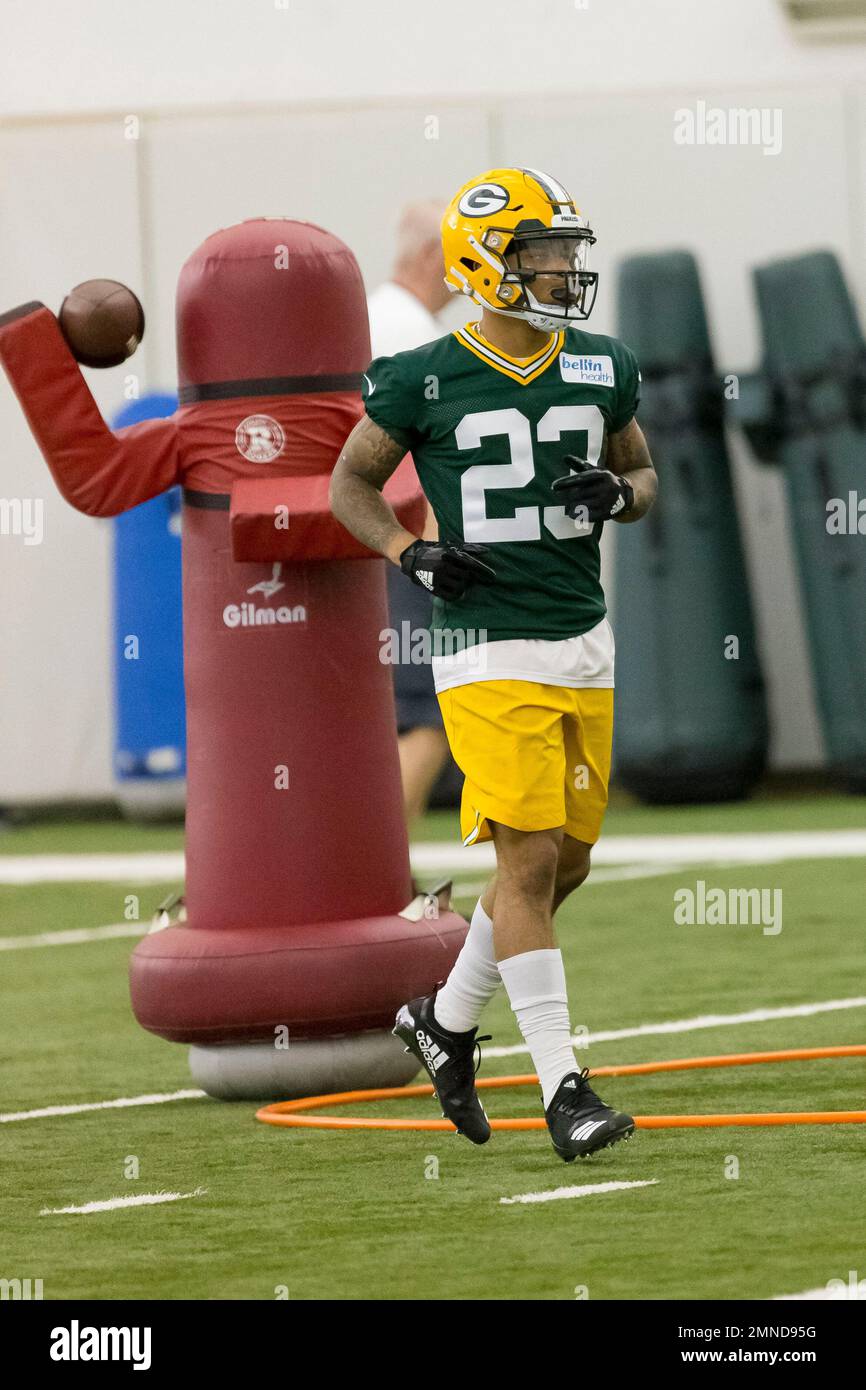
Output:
(1, 0), (864, 798)
(0, 124), (145, 799)
(2, 0), (866, 115)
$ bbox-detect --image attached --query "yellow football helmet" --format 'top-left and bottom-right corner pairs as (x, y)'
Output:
(441, 167), (598, 332)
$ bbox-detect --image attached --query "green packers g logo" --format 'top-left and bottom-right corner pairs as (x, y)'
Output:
(458, 183), (509, 217)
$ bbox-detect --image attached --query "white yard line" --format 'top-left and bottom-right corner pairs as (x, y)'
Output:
(576, 861), (695, 883)
(0, 851), (185, 885)
(1, 1089), (206, 1124)
(1, 829), (864, 886)
(484, 996), (866, 1059)
(412, 829), (866, 873)
(40, 1187), (207, 1216)
(451, 863), (696, 901)
(500, 1179), (659, 1205)
(0, 922), (146, 951)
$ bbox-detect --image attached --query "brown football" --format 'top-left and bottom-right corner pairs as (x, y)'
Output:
(58, 279), (145, 368)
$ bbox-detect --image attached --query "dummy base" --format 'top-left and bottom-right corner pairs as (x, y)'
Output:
(189, 1028), (421, 1101)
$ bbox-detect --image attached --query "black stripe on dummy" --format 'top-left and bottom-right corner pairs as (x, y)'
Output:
(183, 490), (231, 510)
(178, 372), (364, 404)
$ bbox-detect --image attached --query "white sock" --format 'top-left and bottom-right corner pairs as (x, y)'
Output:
(498, 948), (577, 1108)
(433, 900), (500, 1033)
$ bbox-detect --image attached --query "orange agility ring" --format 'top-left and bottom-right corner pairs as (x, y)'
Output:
(256, 1044), (866, 1132)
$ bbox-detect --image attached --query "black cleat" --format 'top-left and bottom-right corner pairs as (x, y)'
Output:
(545, 1069), (635, 1162)
(393, 993), (492, 1145)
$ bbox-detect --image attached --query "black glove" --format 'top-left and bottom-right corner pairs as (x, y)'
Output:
(399, 539), (496, 600)
(551, 455), (634, 522)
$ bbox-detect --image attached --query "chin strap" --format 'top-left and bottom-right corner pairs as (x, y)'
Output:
(476, 298), (572, 335)
(525, 313), (569, 333)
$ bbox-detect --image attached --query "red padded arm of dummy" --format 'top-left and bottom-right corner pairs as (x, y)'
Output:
(230, 456), (427, 562)
(0, 302), (179, 517)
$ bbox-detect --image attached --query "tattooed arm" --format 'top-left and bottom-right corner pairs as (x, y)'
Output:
(605, 417), (658, 523)
(329, 415), (418, 564)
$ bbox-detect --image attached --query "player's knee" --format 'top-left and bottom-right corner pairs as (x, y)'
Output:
(495, 827), (561, 903)
(555, 863), (590, 907)
(555, 842), (592, 905)
(564, 858), (592, 892)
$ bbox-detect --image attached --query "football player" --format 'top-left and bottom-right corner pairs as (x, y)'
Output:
(330, 168), (657, 1161)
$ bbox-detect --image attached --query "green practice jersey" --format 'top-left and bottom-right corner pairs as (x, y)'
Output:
(363, 321), (641, 644)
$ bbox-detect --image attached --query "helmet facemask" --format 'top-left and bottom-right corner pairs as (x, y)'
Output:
(486, 226), (599, 332)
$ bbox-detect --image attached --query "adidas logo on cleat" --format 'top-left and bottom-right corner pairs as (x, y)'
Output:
(563, 1078), (577, 1089)
(416, 1029), (449, 1074)
(569, 1119), (606, 1142)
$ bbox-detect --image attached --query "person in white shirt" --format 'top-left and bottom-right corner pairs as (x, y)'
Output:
(367, 200), (453, 357)
(367, 200), (453, 827)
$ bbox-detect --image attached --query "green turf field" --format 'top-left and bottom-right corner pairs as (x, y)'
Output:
(2, 796), (865, 1301)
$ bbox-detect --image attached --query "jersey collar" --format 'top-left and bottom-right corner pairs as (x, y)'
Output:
(453, 321), (564, 384)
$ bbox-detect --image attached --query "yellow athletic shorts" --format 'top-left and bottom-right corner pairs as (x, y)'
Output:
(437, 680), (614, 847)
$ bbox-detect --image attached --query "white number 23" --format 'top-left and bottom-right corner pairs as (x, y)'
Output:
(456, 405), (604, 543)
